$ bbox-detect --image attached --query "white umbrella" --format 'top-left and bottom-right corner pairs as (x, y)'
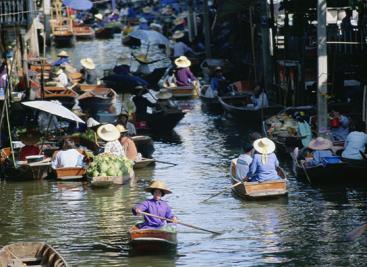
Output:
(129, 30), (169, 45)
(22, 100), (85, 124)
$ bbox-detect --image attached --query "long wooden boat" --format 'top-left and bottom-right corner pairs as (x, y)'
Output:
(165, 85), (197, 98)
(131, 135), (155, 158)
(73, 26), (95, 40)
(136, 110), (186, 133)
(55, 167), (86, 180)
(41, 87), (78, 109)
(53, 30), (74, 47)
(218, 95), (284, 122)
(341, 157), (367, 183)
(78, 86), (117, 113)
(95, 27), (115, 39)
(128, 225), (177, 254)
(199, 86), (221, 111)
(134, 158), (155, 169)
(0, 242), (69, 267)
(230, 159), (288, 199)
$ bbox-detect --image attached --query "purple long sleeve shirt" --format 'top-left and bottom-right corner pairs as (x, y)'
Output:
(175, 68), (196, 86)
(132, 198), (174, 229)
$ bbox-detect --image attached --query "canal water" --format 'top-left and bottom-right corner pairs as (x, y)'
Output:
(1, 35), (367, 266)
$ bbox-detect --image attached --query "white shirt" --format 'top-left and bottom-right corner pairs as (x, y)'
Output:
(173, 42), (193, 57)
(234, 154), (253, 180)
(342, 131), (367, 159)
(104, 140), (126, 157)
(57, 72), (69, 87)
(51, 149), (84, 169)
(253, 92), (269, 109)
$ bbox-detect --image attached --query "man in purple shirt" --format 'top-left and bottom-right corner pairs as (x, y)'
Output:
(174, 56), (197, 86)
(132, 180), (177, 229)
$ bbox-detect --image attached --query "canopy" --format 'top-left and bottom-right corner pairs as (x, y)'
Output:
(22, 101), (85, 124)
(63, 0), (93, 11)
(129, 30), (169, 45)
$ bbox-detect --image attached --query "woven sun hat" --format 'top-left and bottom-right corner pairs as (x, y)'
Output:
(144, 180), (172, 194)
(142, 6), (152, 13)
(308, 137), (333, 150)
(86, 117), (100, 128)
(80, 58), (96, 70)
(253, 137), (276, 155)
(116, 124), (128, 133)
(97, 124), (120, 142)
(174, 56), (191, 68)
(19, 132), (41, 146)
(156, 89), (172, 100)
(172, 30), (184, 39)
(57, 50), (68, 57)
(94, 13), (103, 20)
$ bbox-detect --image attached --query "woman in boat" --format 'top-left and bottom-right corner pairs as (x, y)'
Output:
(295, 112), (313, 148)
(251, 84), (269, 109)
(174, 56), (197, 86)
(18, 131), (41, 161)
(52, 51), (70, 66)
(116, 124), (139, 161)
(304, 137), (334, 166)
(80, 58), (98, 85)
(115, 110), (136, 136)
(51, 137), (84, 169)
(342, 120), (367, 160)
(155, 89), (177, 112)
(132, 180), (177, 229)
(246, 138), (281, 182)
(231, 143), (253, 180)
(171, 31), (194, 58)
(330, 110), (350, 142)
(97, 124), (126, 157)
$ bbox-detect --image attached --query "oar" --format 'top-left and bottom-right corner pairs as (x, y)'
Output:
(346, 223), (367, 241)
(200, 181), (243, 203)
(155, 160), (178, 166)
(139, 211), (221, 235)
(300, 161), (312, 184)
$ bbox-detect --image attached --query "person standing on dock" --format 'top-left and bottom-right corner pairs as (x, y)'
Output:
(132, 180), (177, 229)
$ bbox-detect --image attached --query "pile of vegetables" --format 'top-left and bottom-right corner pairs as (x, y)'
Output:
(87, 153), (133, 177)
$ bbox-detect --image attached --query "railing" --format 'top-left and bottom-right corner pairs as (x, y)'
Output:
(0, 0), (31, 26)
(328, 26), (366, 55)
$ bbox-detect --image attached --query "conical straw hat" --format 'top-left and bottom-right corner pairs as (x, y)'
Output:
(80, 58), (96, 70)
(253, 138), (276, 154)
(57, 50), (68, 57)
(97, 124), (120, 142)
(144, 180), (172, 194)
(172, 30), (184, 39)
(308, 137), (332, 150)
(174, 56), (191, 68)
(156, 89), (172, 100)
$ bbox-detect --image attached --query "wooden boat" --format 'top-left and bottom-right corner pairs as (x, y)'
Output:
(128, 225), (177, 254)
(53, 30), (74, 47)
(136, 109), (186, 133)
(1, 156), (51, 180)
(41, 87), (78, 109)
(165, 85), (197, 98)
(341, 157), (367, 183)
(90, 175), (131, 188)
(95, 27), (115, 39)
(78, 86), (117, 113)
(131, 135), (155, 158)
(218, 95), (284, 122)
(73, 26), (95, 40)
(199, 86), (221, 110)
(67, 72), (83, 84)
(230, 159), (288, 199)
(0, 242), (69, 267)
(134, 158), (155, 169)
(55, 167), (86, 180)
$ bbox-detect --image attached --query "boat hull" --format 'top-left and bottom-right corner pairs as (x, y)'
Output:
(131, 135), (155, 158)
(53, 34), (74, 47)
(95, 27), (115, 39)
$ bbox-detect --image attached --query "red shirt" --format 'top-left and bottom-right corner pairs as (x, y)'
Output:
(19, 145), (40, 161)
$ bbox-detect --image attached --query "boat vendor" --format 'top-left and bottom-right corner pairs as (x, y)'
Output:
(52, 51), (70, 66)
(295, 112), (312, 148)
(246, 138), (281, 182)
(132, 180), (177, 229)
(96, 124), (126, 157)
(54, 67), (69, 87)
(18, 131), (41, 161)
(155, 89), (177, 112)
(51, 137), (84, 169)
(80, 58), (98, 85)
(251, 84), (269, 109)
(116, 124), (139, 161)
(94, 13), (106, 28)
(171, 31), (195, 58)
(206, 66), (227, 97)
(230, 143), (253, 180)
(342, 120), (367, 160)
(174, 56), (197, 86)
(132, 86), (157, 121)
(304, 137), (334, 166)
(330, 110), (350, 142)
(115, 110), (136, 136)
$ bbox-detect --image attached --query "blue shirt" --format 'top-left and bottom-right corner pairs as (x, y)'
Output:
(52, 57), (70, 66)
(331, 115), (349, 141)
(132, 198), (174, 229)
(233, 154), (252, 180)
(342, 131), (367, 159)
(297, 121), (312, 147)
(248, 153), (280, 182)
(308, 149), (333, 166)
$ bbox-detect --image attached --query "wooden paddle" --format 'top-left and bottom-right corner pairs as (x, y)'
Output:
(300, 161), (312, 184)
(155, 160), (178, 166)
(346, 223), (367, 241)
(139, 211), (221, 235)
(200, 181), (243, 203)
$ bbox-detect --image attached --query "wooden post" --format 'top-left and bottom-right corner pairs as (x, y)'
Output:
(260, 0), (272, 89)
(188, 0), (194, 42)
(317, 0), (328, 137)
(249, 7), (257, 84)
(202, 0), (212, 58)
